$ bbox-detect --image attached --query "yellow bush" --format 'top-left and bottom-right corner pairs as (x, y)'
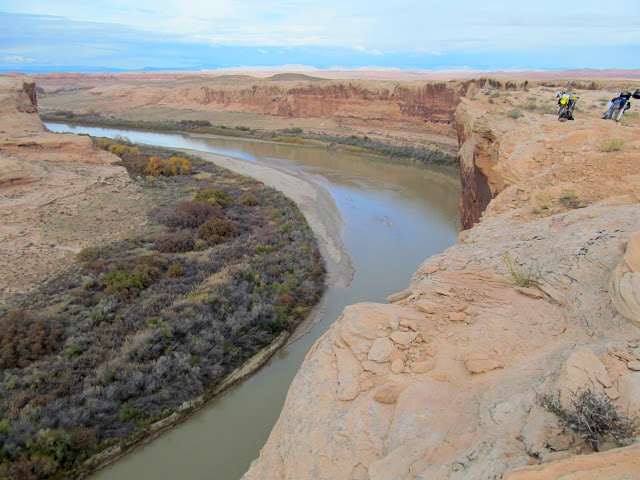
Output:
(108, 144), (141, 158)
(144, 156), (165, 176)
(168, 157), (192, 175)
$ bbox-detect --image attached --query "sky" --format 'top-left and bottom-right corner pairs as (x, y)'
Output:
(1, 0), (639, 73)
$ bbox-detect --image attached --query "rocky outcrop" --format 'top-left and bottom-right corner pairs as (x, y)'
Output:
(242, 86), (640, 479)
(0, 78), (148, 301)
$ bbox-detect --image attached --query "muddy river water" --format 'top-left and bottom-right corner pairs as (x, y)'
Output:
(46, 123), (461, 480)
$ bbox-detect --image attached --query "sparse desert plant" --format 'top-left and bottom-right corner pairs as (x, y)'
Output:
(600, 139), (625, 152)
(536, 193), (553, 210)
(503, 252), (536, 287)
(507, 108), (523, 119)
(560, 189), (581, 209)
(540, 389), (638, 451)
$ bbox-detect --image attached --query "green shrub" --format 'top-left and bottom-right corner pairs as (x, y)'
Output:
(102, 271), (146, 301)
(77, 246), (103, 263)
(119, 407), (148, 424)
(507, 108), (523, 119)
(193, 188), (234, 206)
(167, 262), (183, 278)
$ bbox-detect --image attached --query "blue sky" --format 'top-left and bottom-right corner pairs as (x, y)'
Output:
(1, 0), (639, 72)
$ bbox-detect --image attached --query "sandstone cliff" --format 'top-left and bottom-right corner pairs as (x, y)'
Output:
(0, 78), (148, 301)
(242, 86), (640, 479)
(36, 76), (492, 154)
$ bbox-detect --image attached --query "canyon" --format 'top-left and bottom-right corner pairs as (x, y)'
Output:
(240, 83), (640, 478)
(2, 72), (640, 479)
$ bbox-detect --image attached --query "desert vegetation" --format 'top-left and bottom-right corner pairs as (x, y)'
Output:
(540, 389), (638, 451)
(0, 138), (325, 479)
(40, 111), (456, 166)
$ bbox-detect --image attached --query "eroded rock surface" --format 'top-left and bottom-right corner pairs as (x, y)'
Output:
(243, 85), (640, 480)
(0, 77), (148, 301)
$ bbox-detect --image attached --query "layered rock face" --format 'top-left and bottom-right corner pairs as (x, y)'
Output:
(35, 75), (487, 153)
(243, 88), (640, 479)
(0, 78), (148, 301)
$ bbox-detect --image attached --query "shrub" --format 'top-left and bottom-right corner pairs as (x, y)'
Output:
(560, 189), (581, 209)
(540, 389), (638, 451)
(168, 157), (192, 176)
(144, 156), (165, 176)
(0, 311), (63, 369)
(77, 246), (103, 263)
(281, 127), (303, 134)
(237, 192), (259, 206)
(119, 154), (150, 174)
(193, 188), (234, 206)
(179, 119), (211, 127)
(102, 271), (147, 301)
(155, 230), (195, 253)
(167, 262), (183, 278)
(507, 108), (523, 119)
(94, 137), (111, 150)
(108, 144), (140, 158)
(152, 201), (222, 229)
(198, 219), (239, 245)
(600, 139), (625, 152)
(119, 407), (148, 424)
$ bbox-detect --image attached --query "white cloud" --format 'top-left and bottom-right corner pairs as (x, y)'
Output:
(354, 45), (383, 56)
(3, 55), (34, 63)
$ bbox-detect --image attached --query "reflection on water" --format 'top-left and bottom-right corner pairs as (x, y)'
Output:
(45, 122), (460, 480)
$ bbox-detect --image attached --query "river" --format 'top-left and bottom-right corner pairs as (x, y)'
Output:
(45, 123), (460, 480)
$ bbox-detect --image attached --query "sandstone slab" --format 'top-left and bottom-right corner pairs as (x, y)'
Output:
(389, 331), (418, 345)
(465, 359), (501, 374)
(367, 337), (394, 363)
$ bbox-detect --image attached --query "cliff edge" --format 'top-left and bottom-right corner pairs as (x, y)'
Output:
(0, 78), (148, 302)
(242, 85), (640, 479)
